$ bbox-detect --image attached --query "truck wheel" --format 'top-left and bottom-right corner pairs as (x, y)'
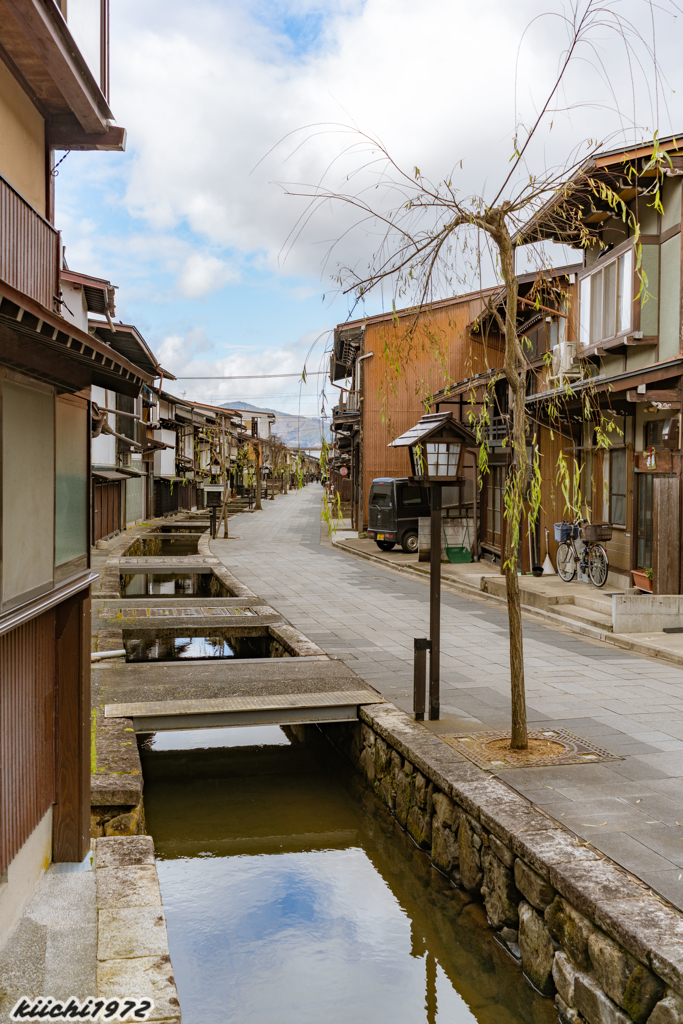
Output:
(401, 531), (418, 554)
(377, 540), (395, 551)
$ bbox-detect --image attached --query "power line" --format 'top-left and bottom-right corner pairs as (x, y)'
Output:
(172, 372), (327, 380)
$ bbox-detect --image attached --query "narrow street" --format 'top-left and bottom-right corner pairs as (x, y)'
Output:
(214, 485), (683, 910)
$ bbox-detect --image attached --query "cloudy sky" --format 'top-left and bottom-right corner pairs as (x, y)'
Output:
(57, 0), (683, 419)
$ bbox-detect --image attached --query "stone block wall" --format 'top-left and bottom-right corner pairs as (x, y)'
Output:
(327, 702), (683, 1024)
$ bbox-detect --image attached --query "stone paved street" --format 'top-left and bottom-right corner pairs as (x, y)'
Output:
(213, 485), (683, 911)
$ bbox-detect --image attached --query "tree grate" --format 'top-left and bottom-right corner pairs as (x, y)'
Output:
(440, 728), (623, 769)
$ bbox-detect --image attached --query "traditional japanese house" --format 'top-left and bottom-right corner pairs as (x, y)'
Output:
(331, 288), (503, 530)
(85, 305), (172, 538)
(0, 0), (150, 947)
(515, 135), (683, 591)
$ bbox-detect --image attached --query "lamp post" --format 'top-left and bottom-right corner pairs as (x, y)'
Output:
(389, 412), (475, 720)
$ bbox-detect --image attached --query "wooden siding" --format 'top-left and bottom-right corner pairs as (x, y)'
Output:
(361, 298), (503, 524)
(53, 593), (90, 863)
(0, 610), (55, 875)
(0, 173), (60, 310)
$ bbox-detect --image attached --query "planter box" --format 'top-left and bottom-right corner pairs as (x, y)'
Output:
(632, 569), (653, 592)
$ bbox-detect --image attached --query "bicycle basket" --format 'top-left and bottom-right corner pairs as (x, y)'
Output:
(554, 522), (579, 543)
(583, 522), (612, 543)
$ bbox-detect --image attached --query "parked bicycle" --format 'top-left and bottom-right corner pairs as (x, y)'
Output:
(554, 518), (612, 588)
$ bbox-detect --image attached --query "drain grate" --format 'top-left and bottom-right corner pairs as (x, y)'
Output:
(440, 728), (623, 769)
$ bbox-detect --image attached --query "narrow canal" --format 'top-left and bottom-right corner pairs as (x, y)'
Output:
(141, 727), (558, 1024)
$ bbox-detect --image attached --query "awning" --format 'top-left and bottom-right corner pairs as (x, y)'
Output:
(93, 470), (133, 481)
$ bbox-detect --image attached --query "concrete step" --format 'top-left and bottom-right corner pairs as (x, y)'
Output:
(547, 602), (613, 632)
(569, 592), (615, 615)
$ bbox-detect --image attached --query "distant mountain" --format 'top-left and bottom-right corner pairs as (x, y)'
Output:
(222, 401), (330, 448)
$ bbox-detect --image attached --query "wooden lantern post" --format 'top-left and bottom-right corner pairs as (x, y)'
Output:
(389, 413), (476, 720)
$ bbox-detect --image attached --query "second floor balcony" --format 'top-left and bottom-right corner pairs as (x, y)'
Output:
(0, 173), (60, 312)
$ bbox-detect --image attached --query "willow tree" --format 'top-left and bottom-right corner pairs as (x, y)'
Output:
(281, 0), (676, 748)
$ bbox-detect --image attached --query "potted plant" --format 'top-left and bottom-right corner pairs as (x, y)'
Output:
(632, 568), (653, 592)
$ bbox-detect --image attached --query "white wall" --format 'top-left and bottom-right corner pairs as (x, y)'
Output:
(153, 429), (176, 478)
(91, 386), (116, 467)
(0, 807), (52, 954)
(59, 282), (88, 334)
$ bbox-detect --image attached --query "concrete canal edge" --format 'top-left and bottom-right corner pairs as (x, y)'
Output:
(325, 702), (683, 1024)
(95, 836), (181, 1022)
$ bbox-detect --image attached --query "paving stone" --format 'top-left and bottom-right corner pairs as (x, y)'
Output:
(96, 866), (162, 909)
(97, 908), (169, 960)
(97, 955), (181, 1020)
(96, 836), (155, 869)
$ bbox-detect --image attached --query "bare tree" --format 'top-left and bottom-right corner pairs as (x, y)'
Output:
(280, 0), (677, 748)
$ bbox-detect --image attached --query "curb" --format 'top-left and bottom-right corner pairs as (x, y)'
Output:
(330, 537), (683, 671)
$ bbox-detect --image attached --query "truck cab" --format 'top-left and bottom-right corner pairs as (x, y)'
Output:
(367, 478), (431, 553)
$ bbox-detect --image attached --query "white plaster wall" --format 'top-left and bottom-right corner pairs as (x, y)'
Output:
(91, 386), (116, 466)
(59, 282), (88, 334)
(0, 807), (52, 953)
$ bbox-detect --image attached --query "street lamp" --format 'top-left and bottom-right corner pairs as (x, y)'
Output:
(390, 412), (475, 721)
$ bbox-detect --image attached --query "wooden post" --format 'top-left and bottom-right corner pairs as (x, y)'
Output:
(53, 591), (90, 863)
(413, 638), (431, 720)
(653, 476), (680, 594)
(429, 483), (442, 720)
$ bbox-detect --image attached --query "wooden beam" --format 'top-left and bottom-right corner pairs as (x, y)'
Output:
(49, 116), (126, 153)
(626, 390), (682, 404)
(4, 0), (110, 134)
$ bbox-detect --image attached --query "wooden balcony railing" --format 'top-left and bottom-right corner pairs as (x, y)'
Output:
(0, 173), (60, 311)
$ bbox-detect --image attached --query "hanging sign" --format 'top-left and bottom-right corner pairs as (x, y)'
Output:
(340, 466), (348, 476)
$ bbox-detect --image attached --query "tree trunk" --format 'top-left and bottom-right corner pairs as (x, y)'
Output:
(494, 207), (529, 750)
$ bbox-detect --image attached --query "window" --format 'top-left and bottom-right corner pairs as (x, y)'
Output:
(55, 397), (88, 574)
(580, 248), (633, 346)
(370, 486), (392, 508)
(425, 441), (461, 477)
(399, 485), (426, 506)
(2, 380), (55, 606)
(486, 465), (504, 545)
(609, 448), (627, 526)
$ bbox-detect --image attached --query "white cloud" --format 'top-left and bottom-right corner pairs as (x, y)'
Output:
(63, 0), (683, 304)
(176, 253), (239, 298)
(153, 323), (331, 415)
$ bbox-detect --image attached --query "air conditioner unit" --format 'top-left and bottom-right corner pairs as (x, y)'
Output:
(551, 341), (580, 382)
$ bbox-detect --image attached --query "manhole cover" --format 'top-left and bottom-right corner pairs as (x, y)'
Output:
(440, 728), (623, 769)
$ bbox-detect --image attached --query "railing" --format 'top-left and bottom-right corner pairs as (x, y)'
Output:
(0, 173), (60, 310)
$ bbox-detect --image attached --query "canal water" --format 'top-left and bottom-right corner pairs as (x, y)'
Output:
(141, 728), (557, 1024)
(121, 572), (231, 598)
(125, 633), (274, 661)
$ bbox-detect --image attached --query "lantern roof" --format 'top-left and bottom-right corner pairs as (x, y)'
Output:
(388, 412), (477, 449)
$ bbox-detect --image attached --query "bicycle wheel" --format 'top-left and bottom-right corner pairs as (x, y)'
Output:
(556, 542), (576, 581)
(588, 543), (609, 588)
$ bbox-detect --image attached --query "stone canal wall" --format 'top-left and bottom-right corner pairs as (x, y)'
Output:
(327, 702), (683, 1024)
(95, 836), (181, 1022)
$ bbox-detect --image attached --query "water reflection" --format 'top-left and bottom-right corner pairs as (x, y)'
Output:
(124, 633), (273, 662)
(120, 573), (230, 598)
(142, 734), (557, 1024)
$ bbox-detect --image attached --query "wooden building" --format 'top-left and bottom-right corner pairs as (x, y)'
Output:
(331, 289), (504, 530)
(427, 136), (683, 589)
(518, 136), (683, 591)
(0, 0), (151, 950)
